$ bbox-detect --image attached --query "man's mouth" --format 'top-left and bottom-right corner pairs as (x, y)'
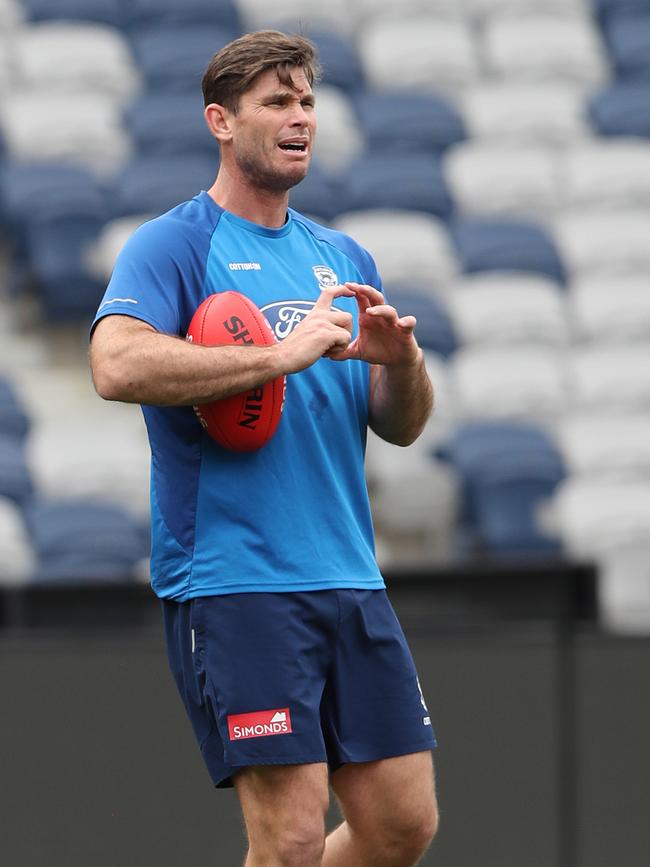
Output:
(278, 140), (308, 153)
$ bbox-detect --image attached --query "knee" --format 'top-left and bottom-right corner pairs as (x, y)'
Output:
(255, 820), (326, 867)
(379, 801), (439, 863)
(273, 826), (325, 867)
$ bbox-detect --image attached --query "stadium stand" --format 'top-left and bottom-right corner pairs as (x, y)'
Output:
(0, 0), (648, 630)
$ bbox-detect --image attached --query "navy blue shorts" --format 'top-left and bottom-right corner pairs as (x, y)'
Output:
(162, 589), (437, 788)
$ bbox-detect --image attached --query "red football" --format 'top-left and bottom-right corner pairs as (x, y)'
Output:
(186, 292), (286, 452)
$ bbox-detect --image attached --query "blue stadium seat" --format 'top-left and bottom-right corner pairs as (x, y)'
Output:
(355, 92), (466, 155)
(437, 422), (565, 556)
(124, 92), (215, 157)
(449, 217), (566, 285)
(0, 162), (109, 241)
(340, 153), (453, 219)
(288, 161), (340, 222)
(0, 436), (34, 506)
(123, 0), (241, 33)
(0, 377), (30, 441)
(114, 153), (218, 217)
(588, 83), (650, 137)
(0, 162), (111, 318)
(24, 497), (149, 584)
(21, 0), (124, 27)
(129, 24), (237, 93)
(383, 289), (458, 358)
(604, 14), (650, 79)
(593, 0), (650, 27)
(310, 30), (365, 95)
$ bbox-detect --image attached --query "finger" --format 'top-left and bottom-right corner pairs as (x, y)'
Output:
(397, 315), (417, 331)
(344, 282), (385, 305)
(314, 284), (355, 310)
(364, 304), (400, 322)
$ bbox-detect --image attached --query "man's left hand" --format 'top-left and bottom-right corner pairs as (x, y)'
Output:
(328, 282), (420, 367)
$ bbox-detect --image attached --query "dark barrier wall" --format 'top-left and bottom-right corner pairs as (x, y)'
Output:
(0, 571), (648, 867)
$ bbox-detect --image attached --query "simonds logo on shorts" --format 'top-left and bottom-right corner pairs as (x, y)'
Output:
(228, 708), (292, 741)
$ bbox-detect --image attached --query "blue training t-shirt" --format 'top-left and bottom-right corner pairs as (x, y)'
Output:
(92, 191), (386, 600)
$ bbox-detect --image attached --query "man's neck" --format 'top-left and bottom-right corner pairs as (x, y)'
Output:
(207, 168), (289, 228)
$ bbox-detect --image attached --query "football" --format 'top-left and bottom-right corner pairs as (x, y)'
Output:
(186, 292), (286, 452)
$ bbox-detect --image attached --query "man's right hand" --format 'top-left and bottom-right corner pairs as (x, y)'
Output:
(277, 285), (355, 374)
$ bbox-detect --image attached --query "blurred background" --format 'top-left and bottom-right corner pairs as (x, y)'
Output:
(0, 0), (648, 865)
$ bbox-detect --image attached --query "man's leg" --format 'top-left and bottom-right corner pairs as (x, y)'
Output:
(235, 762), (330, 867)
(323, 750), (438, 867)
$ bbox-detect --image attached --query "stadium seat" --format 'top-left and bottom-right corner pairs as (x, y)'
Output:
(449, 345), (568, 422)
(358, 16), (479, 96)
(466, 0), (588, 20)
(436, 421), (565, 556)
(0, 495), (34, 586)
(123, 91), (215, 157)
(355, 91), (466, 155)
(593, 0), (650, 26)
(24, 496), (150, 584)
(567, 345), (650, 412)
(0, 376), (31, 441)
(550, 476), (650, 559)
(333, 209), (458, 296)
(559, 140), (650, 210)
(129, 24), (236, 93)
(381, 290), (458, 358)
(553, 210), (650, 280)
(483, 14), (609, 86)
(0, 0), (23, 29)
(588, 82), (650, 137)
(28, 417), (151, 518)
(461, 83), (589, 145)
(311, 85), (364, 172)
(568, 277), (650, 342)
(444, 143), (560, 220)
(13, 22), (140, 101)
(236, 0), (355, 36)
(1, 161), (112, 318)
(288, 161), (340, 222)
(550, 475), (650, 631)
(0, 161), (110, 233)
(21, 0), (125, 28)
(366, 433), (460, 565)
(604, 13), (650, 80)
(309, 29), (365, 95)
(446, 272), (567, 347)
(87, 214), (152, 281)
(339, 152), (453, 220)
(113, 153), (218, 217)
(0, 91), (132, 174)
(0, 435), (34, 505)
(450, 217), (567, 285)
(123, 0), (241, 33)
(25, 216), (108, 319)
(351, 0), (460, 26)
(555, 412), (650, 479)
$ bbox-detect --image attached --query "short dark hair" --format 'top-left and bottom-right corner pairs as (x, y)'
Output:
(202, 30), (321, 113)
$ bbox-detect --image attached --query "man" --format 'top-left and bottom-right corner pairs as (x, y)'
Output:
(90, 30), (438, 867)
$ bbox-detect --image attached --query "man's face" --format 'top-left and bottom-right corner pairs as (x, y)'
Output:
(228, 66), (317, 193)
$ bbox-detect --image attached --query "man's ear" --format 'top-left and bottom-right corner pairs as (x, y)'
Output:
(205, 103), (233, 144)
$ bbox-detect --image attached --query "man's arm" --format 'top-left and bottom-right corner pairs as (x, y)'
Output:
(329, 282), (434, 446)
(89, 285), (356, 406)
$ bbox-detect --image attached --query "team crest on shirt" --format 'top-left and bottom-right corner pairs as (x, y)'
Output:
(312, 265), (338, 288)
(260, 300), (316, 340)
